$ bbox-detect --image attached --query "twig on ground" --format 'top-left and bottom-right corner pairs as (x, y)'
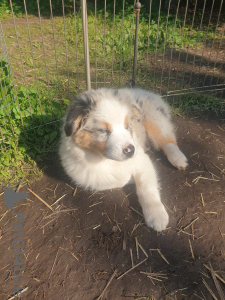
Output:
(117, 258), (148, 280)
(135, 236), (139, 259)
(40, 216), (57, 229)
(88, 190), (98, 199)
(121, 192), (133, 206)
(129, 206), (144, 218)
(157, 249), (170, 265)
(200, 193), (205, 207)
(178, 230), (197, 239)
(59, 246), (79, 261)
(113, 204), (116, 221)
(189, 239), (195, 260)
(48, 249), (59, 279)
(200, 213), (212, 224)
(191, 224), (195, 241)
(51, 194), (66, 206)
(93, 224), (101, 230)
(103, 210), (112, 224)
(89, 201), (102, 207)
(204, 264), (225, 284)
(73, 186), (77, 197)
(192, 176), (219, 184)
(130, 248), (134, 267)
(28, 188), (54, 211)
(137, 241), (148, 258)
(45, 208), (78, 218)
(197, 234), (206, 240)
(15, 181), (22, 192)
(164, 203), (173, 214)
(140, 271), (168, 282)
(65, 183), (74, 190)
(211, 163), (225, 175)
(149, 249), (170, 265)
(7, 287), (28, 300)
(177, 216), (184, 229)
(97, 269), (117, 300)
(0, 210), (9, 222)
(208, 262), (225, 300)
(183, 217), (199, 231)
(202, 278), (218, 300)
(122, 223), (126, 250)
(0, 264), (10, 272)
(218, 228), (224, 239)
(53, 183), (59, 199)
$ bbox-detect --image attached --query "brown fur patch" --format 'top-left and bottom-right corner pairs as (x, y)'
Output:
(130, 105), (141, 121)
(100, 121), (112, 132)
(144, 120), (177, 148)
(124, 115), (134, 136)
(74, 130), (107, 154)
(124, 115), (130, 129)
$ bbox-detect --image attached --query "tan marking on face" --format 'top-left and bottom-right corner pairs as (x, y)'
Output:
(72, 115), (83, 133)
(74, 130), (107, 154)
(144, 120), (177, 147)
(124, 115), (130, 129)
(124, 115), (133, 136)
(100, 121), (112, 132)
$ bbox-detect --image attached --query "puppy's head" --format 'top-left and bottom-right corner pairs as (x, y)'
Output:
(64, 89), (140, 161)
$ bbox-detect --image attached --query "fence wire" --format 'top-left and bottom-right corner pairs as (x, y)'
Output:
(0, 0), (225, 153)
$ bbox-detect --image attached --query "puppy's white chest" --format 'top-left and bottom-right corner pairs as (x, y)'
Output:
(79, 158), (133, 190)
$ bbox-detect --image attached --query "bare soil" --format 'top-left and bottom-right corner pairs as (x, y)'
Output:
(0, 114), (225, 300)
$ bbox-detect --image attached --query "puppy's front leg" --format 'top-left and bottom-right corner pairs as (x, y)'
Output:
(133, 153), (169, 232)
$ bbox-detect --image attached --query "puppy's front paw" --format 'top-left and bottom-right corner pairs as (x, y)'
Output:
(143, 203), (169, 232)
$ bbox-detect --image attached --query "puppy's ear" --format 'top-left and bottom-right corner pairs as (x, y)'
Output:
(130, 104), (141, 122)
(64, 91), (96, 136)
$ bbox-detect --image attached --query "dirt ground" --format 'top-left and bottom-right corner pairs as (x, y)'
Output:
(1, 114), (225, 300)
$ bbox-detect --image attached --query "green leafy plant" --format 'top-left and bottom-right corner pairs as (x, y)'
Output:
(0, 0), (76, 18)
(0, 59), (69, 182)
(172, 93), (225, 114)
(0, 59), (15, 103)
(0, 0), (22, 17)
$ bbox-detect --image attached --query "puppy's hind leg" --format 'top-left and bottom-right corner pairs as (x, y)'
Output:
(163, 143), (188, 170)
(144, 120), (188, 170)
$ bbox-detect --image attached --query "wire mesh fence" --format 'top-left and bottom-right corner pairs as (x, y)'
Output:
(0, 0), (225, 172)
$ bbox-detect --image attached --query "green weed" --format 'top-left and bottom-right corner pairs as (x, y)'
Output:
(172, 93), (225, 114)
(0, 59), (69, 182)
(0, 0), (75, 18)
(0, 0), (22, 18)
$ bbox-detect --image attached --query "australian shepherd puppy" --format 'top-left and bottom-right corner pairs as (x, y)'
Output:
(59, 88), (187, 232)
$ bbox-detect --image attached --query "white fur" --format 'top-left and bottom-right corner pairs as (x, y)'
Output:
(163, 143), (188, 170)
(59, 88), (188, 232)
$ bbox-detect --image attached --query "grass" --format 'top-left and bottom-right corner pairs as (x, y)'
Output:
(0, 59), (69, 182)
(0, 1), (225, 182)
(0, 0), (75, 18)
(173, 93), (225, 115)
(2, 2), (224, 88)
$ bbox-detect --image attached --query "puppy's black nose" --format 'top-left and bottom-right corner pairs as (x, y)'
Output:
(123, 144), (135, 158)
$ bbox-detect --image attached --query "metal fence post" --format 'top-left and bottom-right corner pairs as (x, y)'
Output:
(132, 2), (141, 88)
(81, 0), (91, 90)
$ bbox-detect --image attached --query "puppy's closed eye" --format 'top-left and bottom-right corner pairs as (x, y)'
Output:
(125, 124), (132, 132)
(97, 128), (110, 134)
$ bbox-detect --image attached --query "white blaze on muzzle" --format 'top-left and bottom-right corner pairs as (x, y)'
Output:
(106, 127), (135, 161)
